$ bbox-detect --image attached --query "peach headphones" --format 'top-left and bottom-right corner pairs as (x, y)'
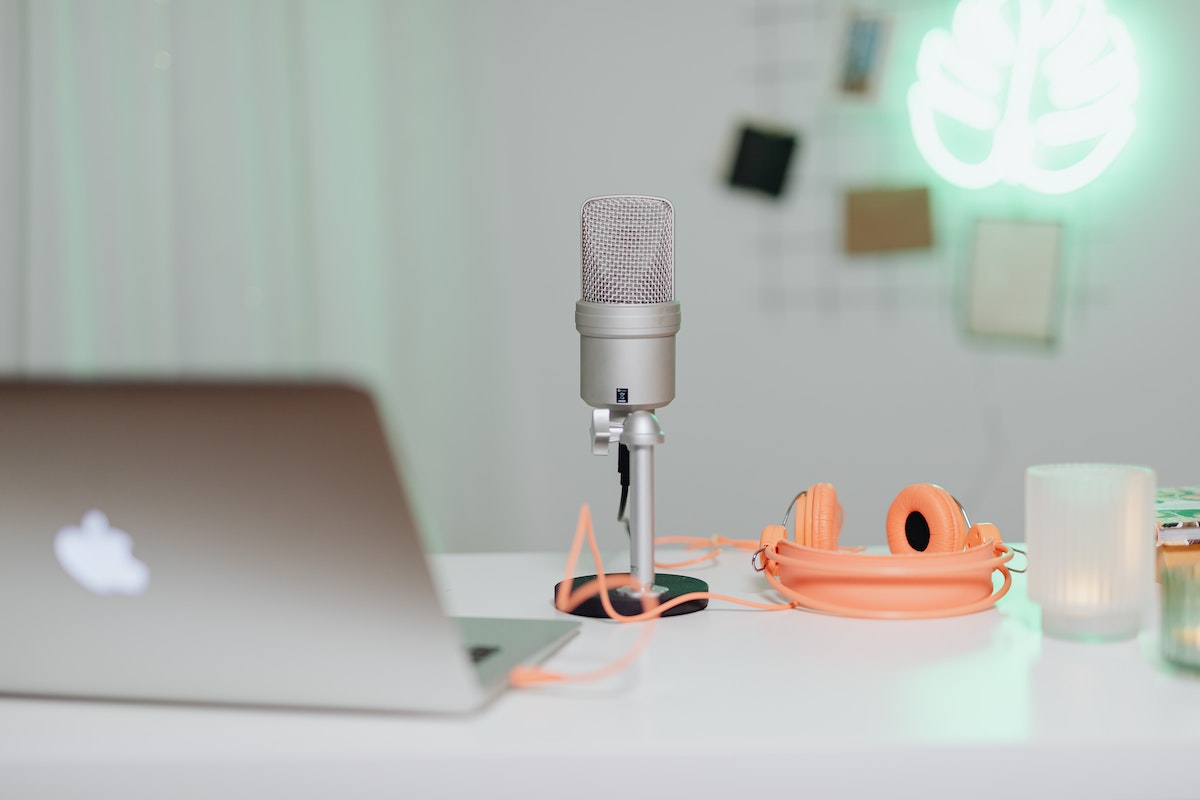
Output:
(753, 483), (1014, 619)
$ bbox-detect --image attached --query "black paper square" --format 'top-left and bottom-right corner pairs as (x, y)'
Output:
(727, 125), (798, 198)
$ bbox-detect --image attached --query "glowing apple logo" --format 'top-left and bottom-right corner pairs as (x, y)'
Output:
(54, 510), (150, 595)
(908, 0), (1138, 194)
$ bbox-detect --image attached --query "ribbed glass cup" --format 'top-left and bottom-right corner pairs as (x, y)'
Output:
(1026, 464), (1156, 641)
(1162, 564), (1200, 669)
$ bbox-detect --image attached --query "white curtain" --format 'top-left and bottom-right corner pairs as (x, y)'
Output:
(0, 0), (511, 551)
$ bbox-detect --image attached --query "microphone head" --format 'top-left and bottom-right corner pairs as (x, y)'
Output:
(580, 196), (674, 305)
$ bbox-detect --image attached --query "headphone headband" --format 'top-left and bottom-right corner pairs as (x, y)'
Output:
(768, 538), (1011, 576)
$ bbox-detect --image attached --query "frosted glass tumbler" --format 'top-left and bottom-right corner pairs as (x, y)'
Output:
(1026, 463), (1155, 641)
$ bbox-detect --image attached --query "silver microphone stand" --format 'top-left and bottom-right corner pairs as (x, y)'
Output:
(553, 408), (708, 618)
(619, 409), (664, 595)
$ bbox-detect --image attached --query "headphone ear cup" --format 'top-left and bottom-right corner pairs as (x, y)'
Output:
(759, 524), (787, 576)
(807, 483), (842, 550)
(885, 484), (967, 554)
(760, 524), (786, 550)
(966, 522), (1002, 549)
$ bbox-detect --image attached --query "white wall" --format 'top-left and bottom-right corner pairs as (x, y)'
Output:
(5, 0), (1196, 554)
(436, 0), (1200, 552)
(0, 1), (26, 370)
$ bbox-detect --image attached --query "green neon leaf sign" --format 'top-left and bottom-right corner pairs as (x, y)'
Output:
(908, 0), (1139, 194)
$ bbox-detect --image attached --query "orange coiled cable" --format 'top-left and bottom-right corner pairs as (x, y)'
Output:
(509, 505), (796, 688)
(652, 535), (761, 569)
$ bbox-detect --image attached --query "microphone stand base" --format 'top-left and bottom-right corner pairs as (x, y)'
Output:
(553, 573), (709, 619)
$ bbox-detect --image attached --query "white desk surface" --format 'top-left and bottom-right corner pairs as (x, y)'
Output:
(3, 547), (1198, 800)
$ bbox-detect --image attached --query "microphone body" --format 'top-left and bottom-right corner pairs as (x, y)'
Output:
(576, 302), (679, 413)
(576, 195), (678, 414)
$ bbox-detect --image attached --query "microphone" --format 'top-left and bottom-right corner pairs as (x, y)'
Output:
(558, 196), (709, 619)
(576, 195), (680, 416)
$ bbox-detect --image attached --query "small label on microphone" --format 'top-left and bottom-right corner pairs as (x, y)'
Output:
(616, 388), (629, 404)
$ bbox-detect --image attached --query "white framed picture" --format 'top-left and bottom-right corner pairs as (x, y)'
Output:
(966, 219), (1063, 345)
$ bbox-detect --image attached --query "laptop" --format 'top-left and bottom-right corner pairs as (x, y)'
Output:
(0, 379), (578, 713)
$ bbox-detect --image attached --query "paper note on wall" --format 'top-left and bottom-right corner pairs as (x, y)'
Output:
(966, 219), (1062, 345)
(843, 187), (933, 254)
(727, 122), (799, 199)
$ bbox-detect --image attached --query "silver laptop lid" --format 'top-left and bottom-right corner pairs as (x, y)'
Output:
(0, 380), (532, 712)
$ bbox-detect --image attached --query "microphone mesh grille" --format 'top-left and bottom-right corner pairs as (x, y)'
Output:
(581, 196), (673, 304)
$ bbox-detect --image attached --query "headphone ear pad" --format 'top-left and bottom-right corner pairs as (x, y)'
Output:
(885, 484), (966, 554)
(793, 491), (811, 547)
(807, 483), (842, 550)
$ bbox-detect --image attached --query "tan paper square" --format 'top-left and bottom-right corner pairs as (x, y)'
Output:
(843, 187), (933, 254)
